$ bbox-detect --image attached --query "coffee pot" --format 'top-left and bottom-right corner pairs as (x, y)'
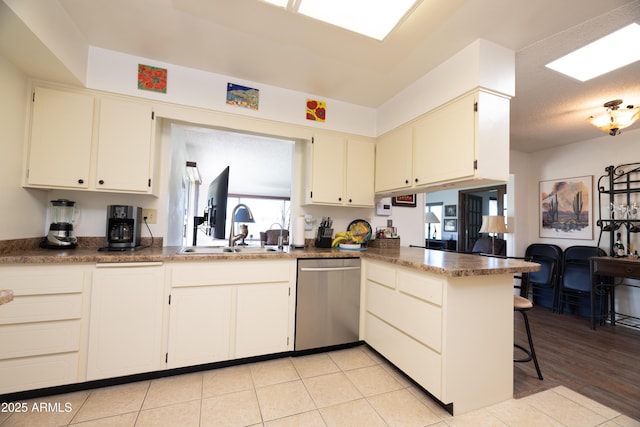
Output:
(42, 199), (78, 248)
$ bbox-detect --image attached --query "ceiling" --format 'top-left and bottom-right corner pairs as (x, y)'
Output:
(5, 0), (640, 152)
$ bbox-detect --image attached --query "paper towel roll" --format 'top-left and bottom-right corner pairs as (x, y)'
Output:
(293, 216), (306, 247)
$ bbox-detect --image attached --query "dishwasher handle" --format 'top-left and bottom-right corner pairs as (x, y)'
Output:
(299, 266), (361, 272)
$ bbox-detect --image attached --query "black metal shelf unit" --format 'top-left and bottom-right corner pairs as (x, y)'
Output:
(596, 163), (640, 255)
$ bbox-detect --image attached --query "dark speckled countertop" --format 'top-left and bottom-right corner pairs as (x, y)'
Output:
(0, 237), (539, 278)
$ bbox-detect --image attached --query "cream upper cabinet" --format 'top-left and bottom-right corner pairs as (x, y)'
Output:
(305, 133), (375, 207)
(413, 92), (476, 185)
(26, 86), (94, 189)
(374, 126), (413, 193)
(95, 97), (155, 193)
(24, 85), (157, 195)
(307, 133), (345, 205)
(345, 137), (375, 206)
(375, 89), (510, 195)
(87, 262), (165, 381)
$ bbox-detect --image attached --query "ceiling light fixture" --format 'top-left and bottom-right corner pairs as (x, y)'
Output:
(545, 23), (640, 81)
(587, 99), (640, 136)
(259, 0), (422, 40)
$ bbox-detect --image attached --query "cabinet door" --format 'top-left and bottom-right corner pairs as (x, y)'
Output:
(345, 138), (375, 207)
(95, 97), (154, 193)
(375, 126), (413, 193)
(413, 93), (476, 185)
(87, 263), (165, 380)
(167, 286), (232, 369)
(235, 283), (290, 358)
(309, 133), (345, 204)
(27, 87), (94, 188)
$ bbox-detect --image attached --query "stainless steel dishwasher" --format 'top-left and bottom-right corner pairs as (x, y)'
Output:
(295, 258), (361, 352)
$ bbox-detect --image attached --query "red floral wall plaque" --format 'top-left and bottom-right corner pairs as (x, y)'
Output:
(306, 99), (326, 122)
(138, 64), (167, 93)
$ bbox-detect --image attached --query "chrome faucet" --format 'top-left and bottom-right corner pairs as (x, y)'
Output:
(228, 204), (255, 247)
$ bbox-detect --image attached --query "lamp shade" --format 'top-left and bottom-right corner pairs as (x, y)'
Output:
(233, 205), (255, 223)
(587, 100), (640, 136)
(425, 211), (440, 224)
(479, 215), (508, 234)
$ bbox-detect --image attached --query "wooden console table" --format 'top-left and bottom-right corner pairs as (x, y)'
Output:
(589, 256), (640, 330)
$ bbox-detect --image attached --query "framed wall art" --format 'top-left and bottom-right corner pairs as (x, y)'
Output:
(226, 83), (259, 110)
(444, 205), (457, 217)
(444, 219), (457, 232)
(138, 64), (167, 93)
(392, 194), (416, 207)
(540, 175), (593, 239)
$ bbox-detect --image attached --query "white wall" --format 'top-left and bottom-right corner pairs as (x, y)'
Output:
(520, 128), (640, 319)
(0, 55), (47, 240)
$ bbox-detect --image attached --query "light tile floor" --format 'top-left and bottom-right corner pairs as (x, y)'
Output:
(1, 346), (638, 427)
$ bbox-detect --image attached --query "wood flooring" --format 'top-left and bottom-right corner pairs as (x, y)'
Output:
(513, 306), (640, 420)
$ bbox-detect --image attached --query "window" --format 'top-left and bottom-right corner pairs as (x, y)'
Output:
(226, 196), (290, 244)
(426, 203), (443, 240)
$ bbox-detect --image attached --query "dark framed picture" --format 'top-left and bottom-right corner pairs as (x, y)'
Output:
(444, 205), (457, 217)
(443, 219), (457, 232)
(391, 194), (416, 207)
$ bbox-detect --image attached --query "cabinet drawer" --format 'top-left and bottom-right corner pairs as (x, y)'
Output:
(366, 261), (396, 289)
(592, 259), (640, 279)
(0, 265), (86, 295)
(365, 313), (442, 399)
(171, 260), (291, 287)
(0, 320), (81, 359)
(0, 294), (83, 324)
(0, 294), (82, 325)
(0, 352), (79, 394)
(397, 269), (443, 306)
(367, 281), (442, 352)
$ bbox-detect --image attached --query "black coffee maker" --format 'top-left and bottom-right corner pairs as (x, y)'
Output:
(104, 205), (142, 250)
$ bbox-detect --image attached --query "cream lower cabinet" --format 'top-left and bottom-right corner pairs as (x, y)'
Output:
(0, 264), (91, 394)
(167, 260), (295, 369)
(87, 262), (165, 381)
(363, 260), (513, 415)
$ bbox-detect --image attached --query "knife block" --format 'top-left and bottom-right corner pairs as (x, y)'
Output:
(315, 226), (333, 248)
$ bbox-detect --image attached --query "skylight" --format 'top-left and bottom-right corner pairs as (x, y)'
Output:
(260, 0), (421, 40)
(545, 23), (640, 81)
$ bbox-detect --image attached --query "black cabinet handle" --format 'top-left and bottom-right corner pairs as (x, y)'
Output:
(349, 199), (352, 203)
(98, 180), (104, 185)
(415, 178), (419, 183)
(338, 197), (342, 202)
(78, 179), (84, 184)
(405, 179), (409, 184)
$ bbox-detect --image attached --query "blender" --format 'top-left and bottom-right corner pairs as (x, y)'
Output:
(42, 199), (78, 248)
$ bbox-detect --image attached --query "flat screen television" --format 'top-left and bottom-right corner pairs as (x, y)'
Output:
(206, 166), (230, 240)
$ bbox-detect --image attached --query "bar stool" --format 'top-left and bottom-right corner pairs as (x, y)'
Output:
(480, 253), (543, 380)
(514, 294), (543, 380)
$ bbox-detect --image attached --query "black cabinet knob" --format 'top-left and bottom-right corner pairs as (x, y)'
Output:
(405, 179), (409, 184)
(349, 199), (352, 203)
(98, 180), (104, 185)
(338, 197), (342, 201)
(415, 178), (419, 183)
(78, 179), (84, 184)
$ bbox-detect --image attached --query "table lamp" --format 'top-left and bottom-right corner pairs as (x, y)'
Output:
(478, 215), (508, 255)
(425, 211), (440, 249)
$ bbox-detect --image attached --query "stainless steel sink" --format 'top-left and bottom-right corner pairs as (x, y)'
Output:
(178, 246), (280, 254)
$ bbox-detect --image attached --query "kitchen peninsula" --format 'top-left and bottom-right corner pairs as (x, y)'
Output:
(0, 244), (538, 415)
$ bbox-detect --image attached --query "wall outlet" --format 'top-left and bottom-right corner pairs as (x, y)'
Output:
(142, 208), (157, 224)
